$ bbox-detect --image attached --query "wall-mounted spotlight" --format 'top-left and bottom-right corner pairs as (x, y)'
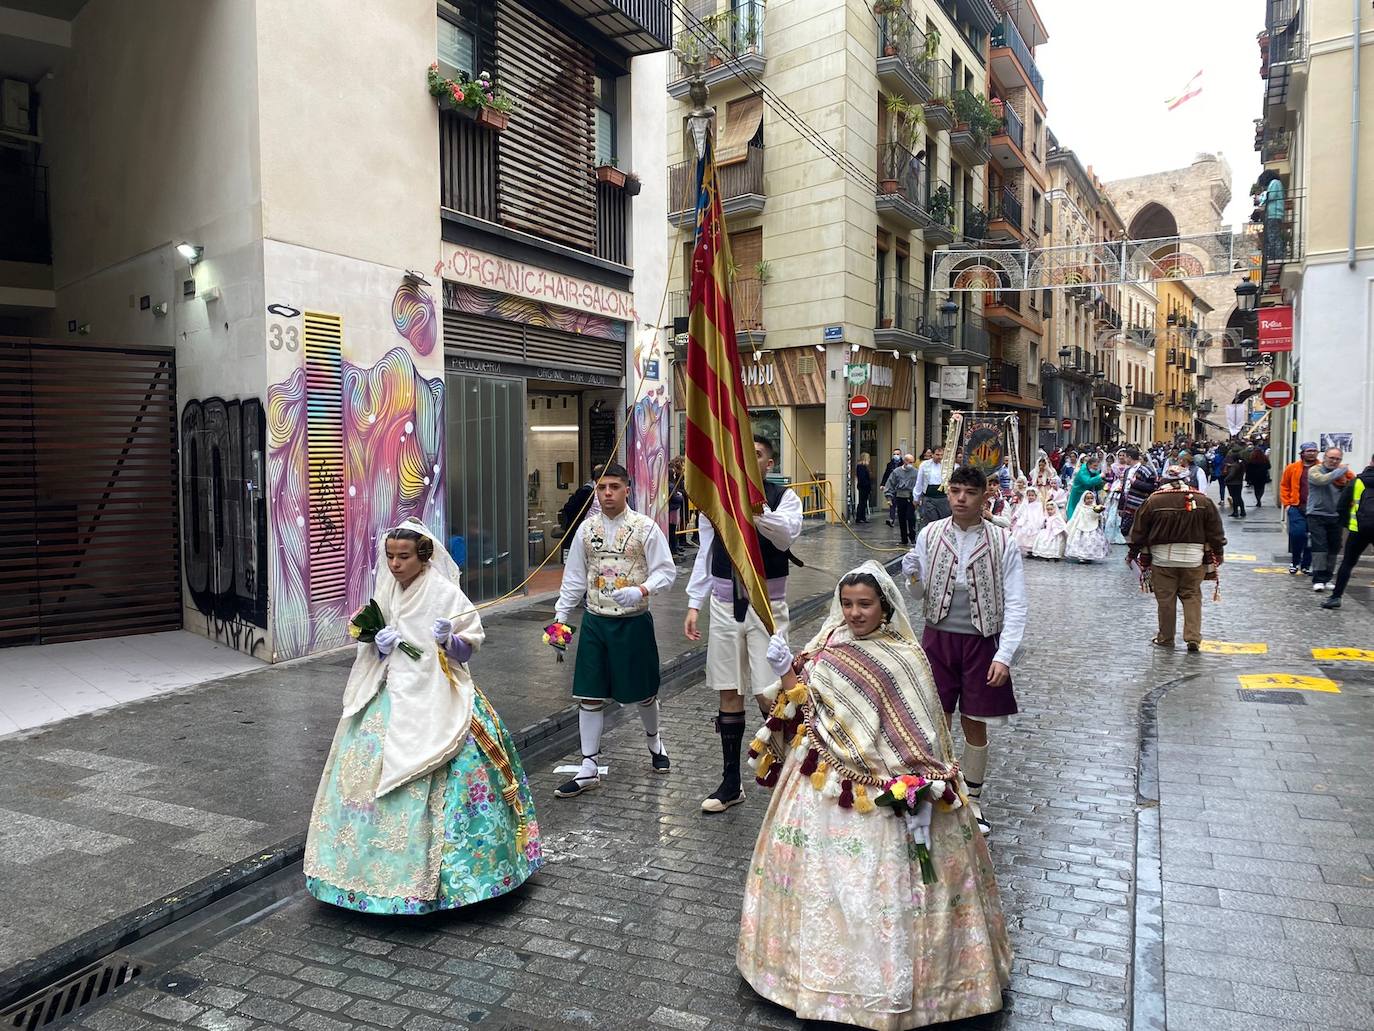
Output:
(403, 269), (431, 287)
(177, 242), (204, 265)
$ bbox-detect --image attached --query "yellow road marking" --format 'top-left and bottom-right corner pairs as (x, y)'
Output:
(1228, 553), (1258, 562)
(1201, 641), (1269, 655)
(1237, 674), (1340, 693)
(1312, 648), (1374, 663)
(1251, 567), (1292, 574)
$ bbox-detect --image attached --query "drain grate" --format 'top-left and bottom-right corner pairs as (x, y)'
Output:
(1, 955), (141, 1029)
(1237, 690), (1307, 705)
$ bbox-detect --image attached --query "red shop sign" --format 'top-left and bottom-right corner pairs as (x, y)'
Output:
(1258, 305), (1293, 353)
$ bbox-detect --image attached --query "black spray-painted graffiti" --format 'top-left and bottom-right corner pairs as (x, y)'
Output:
(181, 398), (268, 653)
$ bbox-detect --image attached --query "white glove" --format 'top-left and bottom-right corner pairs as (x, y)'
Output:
(375, 625), (400, 657)
(431, 617), (453, 643)
(611, 586), (645, 608)
(901, 548), (921, 582)
(903, 800), (933, 850)
(765, 633), (793, 677)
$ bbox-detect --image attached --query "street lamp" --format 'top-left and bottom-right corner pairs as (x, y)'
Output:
(1234, 278), (1259, 313)
(939, 299), (959, 335)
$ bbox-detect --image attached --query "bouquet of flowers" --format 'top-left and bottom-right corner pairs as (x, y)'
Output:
(543, 621), (575, 662)
(873, 773), (963, 884)
(348, 599), (422, 660)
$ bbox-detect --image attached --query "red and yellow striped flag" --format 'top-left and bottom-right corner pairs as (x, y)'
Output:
(682, 134), (775, 634)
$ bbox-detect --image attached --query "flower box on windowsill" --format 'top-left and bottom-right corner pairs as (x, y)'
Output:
(595, 165), (627, 188)
(477, 107), (509, 131)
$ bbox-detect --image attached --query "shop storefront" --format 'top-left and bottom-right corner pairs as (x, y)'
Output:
(674, 345), (915, 518)
(439, 244), (632, 600)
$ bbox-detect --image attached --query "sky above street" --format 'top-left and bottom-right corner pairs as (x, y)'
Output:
(1033, 0), (1266, 229)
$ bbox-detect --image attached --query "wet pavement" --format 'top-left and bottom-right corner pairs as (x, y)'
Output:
(0, 519), (905, 980)
(10, 507), (1374, 1030)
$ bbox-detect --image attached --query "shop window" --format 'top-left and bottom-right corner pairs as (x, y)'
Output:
(751, 409), (783, 477)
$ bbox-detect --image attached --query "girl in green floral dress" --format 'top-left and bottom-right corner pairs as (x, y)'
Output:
(305, 518), (542, 913)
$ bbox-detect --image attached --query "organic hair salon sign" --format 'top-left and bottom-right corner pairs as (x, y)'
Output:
(1258, 305), (1293, 353)
(438, 243), (637, 321)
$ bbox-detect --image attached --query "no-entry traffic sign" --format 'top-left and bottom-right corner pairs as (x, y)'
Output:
(1260, 380), (1295, 408)
(1061, 418), (1072, 430)
(849, 394), (871, 417)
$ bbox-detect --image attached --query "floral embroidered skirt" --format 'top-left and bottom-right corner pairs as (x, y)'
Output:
(737, 751), (1011, 1030)
(304, 688), (543, 914)
(1065, 527), (1110, 561)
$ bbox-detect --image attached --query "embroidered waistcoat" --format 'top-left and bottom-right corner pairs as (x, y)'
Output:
(923, 517), (1007, 637)
(582, 511), (653, 617)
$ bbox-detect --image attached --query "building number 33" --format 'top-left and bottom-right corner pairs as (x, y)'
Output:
(269, 324), (301, 351)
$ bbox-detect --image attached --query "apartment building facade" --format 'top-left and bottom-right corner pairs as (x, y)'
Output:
(1253, 0), (1374, 466)
(0, 0), (670, 658)
(1041, 137), (1129, 448)
(979, 0), (1048, 463)
(664, 0), (1036, 504)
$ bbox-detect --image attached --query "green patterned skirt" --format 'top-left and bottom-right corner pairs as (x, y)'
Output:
(304, 686), (543, 914)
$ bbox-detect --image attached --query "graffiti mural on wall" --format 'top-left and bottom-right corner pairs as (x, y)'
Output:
(268, 345), (444, 661)
(391, 283), (437, 356)
(632, 387), (670, 534)
(181, 397), (269, 657)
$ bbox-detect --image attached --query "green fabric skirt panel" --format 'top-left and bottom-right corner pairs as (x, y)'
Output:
(571, 611), (661, 703)
(304, 687), (543, 915)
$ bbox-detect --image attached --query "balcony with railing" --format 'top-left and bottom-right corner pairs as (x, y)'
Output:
(670, 277), (764, 340)
(875, 143), (931, 230)
(989, 99), (1025, 170)
(563, 0), (671, 54)
(987, 184), (1023, 240)
(963, 202), (988, 242)
(920, 59), (954, 131)
(668, 145), (766, 226)
(923, 180), (955, 244)
(874, 282), (929, 355)
(1092, 380), (1123, 404)
(947, 311), (991, 366)
(990, 13), (1045, 100)
(1253, 188), (1303, 289)
(668, 1), (766, 97)
(949, 91), (992, 166)
(877, 8), (933, 104)
(987, 360), (1021, 397)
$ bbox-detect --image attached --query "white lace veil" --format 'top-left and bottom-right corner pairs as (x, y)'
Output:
(806, 559), (918, 652)
(373, 516), (463, 593)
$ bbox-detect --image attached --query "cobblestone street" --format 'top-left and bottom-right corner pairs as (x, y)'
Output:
(49, 516), (1374, 1030)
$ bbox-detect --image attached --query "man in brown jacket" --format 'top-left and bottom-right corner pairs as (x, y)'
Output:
(1127, 465), (1227, 652)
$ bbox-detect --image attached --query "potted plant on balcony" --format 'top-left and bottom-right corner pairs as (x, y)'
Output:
(754, 260), (773, 284)
(622, 171), (642, 196)
(427, 65), (515, 130)
(927, 184), (953, 226)
(595, 159), (627, 188)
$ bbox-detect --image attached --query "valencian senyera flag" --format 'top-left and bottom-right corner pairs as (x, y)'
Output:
(682, 132), (776, 634)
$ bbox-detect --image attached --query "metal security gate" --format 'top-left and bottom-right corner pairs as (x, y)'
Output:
(0, 339), (181, 646)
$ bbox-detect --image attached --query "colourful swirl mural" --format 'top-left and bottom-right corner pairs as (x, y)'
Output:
(391, 283), (438, 356)
(632, 387), (670, 535)
(268, 346), (444, 660)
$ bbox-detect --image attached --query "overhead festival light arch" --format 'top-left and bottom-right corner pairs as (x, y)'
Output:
(932, 229), (1261, 292)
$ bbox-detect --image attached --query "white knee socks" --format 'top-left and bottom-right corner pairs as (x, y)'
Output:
(578, 704), (604, 779)
(639, 697), (666, 756)
(962, 742), (989, 797)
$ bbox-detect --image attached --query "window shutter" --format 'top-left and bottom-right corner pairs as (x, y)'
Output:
(496, 0), (596, 249)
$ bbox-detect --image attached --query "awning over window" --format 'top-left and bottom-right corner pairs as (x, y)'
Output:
(717, 94), (764, 166)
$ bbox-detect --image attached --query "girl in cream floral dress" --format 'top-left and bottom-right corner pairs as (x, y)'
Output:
(737, 561), (1010, 1029)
